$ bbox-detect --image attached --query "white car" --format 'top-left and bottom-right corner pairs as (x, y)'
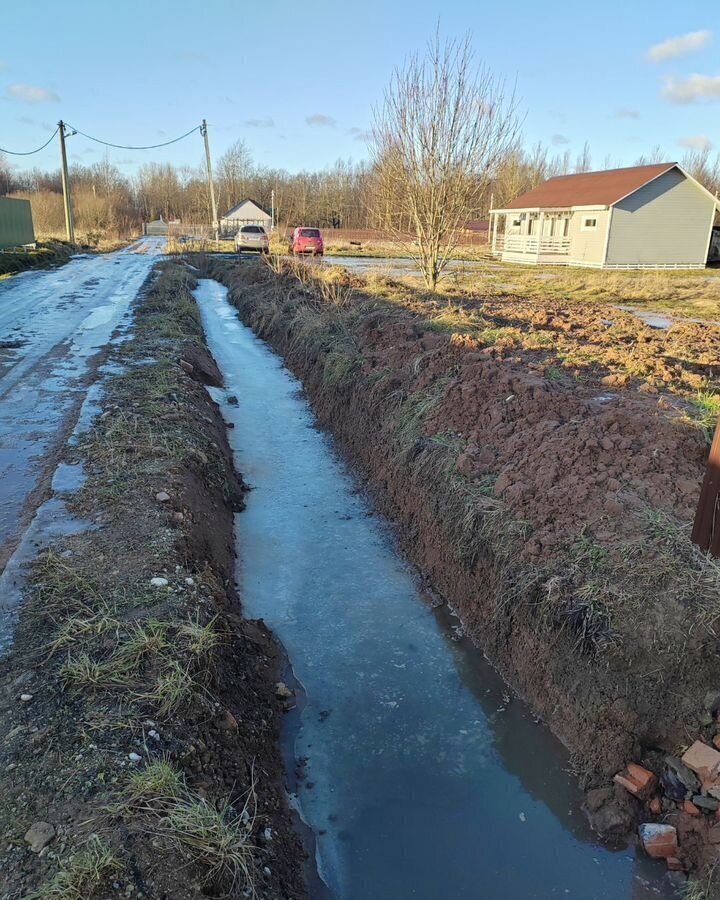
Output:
(235, 225), (269, 254)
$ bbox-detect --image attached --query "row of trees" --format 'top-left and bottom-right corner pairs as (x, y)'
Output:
(5, 140), (717, 247)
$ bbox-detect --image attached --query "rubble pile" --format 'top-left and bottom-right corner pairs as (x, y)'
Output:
(589, 739), (720, 874)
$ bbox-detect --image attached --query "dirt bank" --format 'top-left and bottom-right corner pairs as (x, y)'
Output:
(207, 255), (720, 873)
(0, 262), (306, 899)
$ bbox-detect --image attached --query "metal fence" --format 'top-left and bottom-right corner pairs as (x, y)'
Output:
(0, 197), (35, 250)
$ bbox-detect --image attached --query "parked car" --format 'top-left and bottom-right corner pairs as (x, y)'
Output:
(292, 227), (324, 257)
(236, 224), (269, 254)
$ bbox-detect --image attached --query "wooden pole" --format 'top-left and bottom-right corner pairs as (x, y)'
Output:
(201, 119), (218, 243)
(692, 417), (720, 557)
(58, 121), (75, 244)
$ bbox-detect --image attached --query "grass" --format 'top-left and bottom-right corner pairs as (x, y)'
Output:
(689, 391), (720, 442)
(120, 758), (256, 893)
(123, 758), (185, 806)
(26, 837), (120, 900)
(161, 799), (255, 890)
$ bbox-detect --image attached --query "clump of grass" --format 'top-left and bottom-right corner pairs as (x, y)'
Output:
(689, 391), (720, 443)
(124, 758), (185, 807)
(59, 653), (133, 690)
(323, 350), (361, 386)
(161, 798), (255, 890)
(142, 658), (196, 717)
(177, 615), (220, 661)
(48, 613), (120, 655)
(26, 837), (120, 900)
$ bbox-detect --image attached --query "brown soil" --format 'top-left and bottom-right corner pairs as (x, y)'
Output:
(0, 262), (306, 899)
(207, 256), (720, 870)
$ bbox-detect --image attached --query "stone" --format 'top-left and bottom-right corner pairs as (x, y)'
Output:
(150, 577), (169, 588)
(19, 694), (33, 703)
(692, 795), (719, 811)
(128, 752), (142, 764)
(24, 822), (55, 853)
(613, 763), (657, 799)
(179, 359), (194, 374)
(647, 797), (662, 815)
(683, 800), (701, 816)
(217, 710), (238, 732)
(713, 736), (720, 751)
(582, 786), (638, 839)
(666, 857), (684, 872)
(665, 756), (701, 794)
(155, 491), (171, 503)
(275, 682), (293, 700)
(681, 741), (720, 781)
(638, 823), (679, 860)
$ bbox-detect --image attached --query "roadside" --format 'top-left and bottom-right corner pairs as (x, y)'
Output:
(0, 241), (74, 278)
(0, 260), (306, 899)
(0, 238), (130, 280)
(206, 254), (720, 878)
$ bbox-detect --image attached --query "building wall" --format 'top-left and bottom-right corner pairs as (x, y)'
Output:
(605, 169), (714, 267)
(0, 197), (35, 249)
(221, 201), (271, 233)
(567, 209), (610, 265)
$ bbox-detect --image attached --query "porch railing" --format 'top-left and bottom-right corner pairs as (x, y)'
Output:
(499, 235), (570, 255)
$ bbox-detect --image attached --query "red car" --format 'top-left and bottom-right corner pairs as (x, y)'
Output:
(292, 227), (324, 256)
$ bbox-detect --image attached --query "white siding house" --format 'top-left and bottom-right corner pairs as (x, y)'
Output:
(490, 163), (719, 269)
(220, 199), (272, 236)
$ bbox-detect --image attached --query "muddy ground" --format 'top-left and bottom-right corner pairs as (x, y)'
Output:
(0, 262), (306, 899)
(206, 255), (720, 875)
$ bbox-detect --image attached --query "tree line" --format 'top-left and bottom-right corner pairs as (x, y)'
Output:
(1, 123), (719, 246)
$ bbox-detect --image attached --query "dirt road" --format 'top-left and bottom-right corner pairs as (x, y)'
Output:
(0, 238), (163, 576)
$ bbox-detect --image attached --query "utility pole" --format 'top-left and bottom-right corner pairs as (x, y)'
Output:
(201, 119), (218, 242)
(58, 121), (75, 244)
(271, 188), (275, 231)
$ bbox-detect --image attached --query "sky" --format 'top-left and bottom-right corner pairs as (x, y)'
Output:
(1, 0), (718, 178)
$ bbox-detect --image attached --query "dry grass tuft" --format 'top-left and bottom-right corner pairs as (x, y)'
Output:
(25, 837), (120, 900)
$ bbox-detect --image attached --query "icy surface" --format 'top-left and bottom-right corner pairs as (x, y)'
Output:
(0, 238), (164, 561)
(195, 278), (680, 900)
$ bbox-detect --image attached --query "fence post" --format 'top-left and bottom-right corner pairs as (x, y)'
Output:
(692, 417), (720, 557)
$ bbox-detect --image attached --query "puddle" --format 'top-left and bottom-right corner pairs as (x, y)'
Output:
(195, 278), (681, 900)
(324, 255), (488, 279)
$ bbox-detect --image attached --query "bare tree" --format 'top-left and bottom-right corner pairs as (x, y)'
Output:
(370, 32), (520, 288)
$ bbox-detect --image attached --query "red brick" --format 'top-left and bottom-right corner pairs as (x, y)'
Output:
(683, 800), (701, 817)
(647, 797), (662, 815)
(639, 824), (679, 860)
(681, 741), (720, 780)
(666, 857), (684, 872)
(613, 764), (658, 799)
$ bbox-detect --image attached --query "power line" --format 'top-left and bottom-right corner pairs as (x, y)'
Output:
(63, 122), (202, 151)
(0, 128), (59, 156)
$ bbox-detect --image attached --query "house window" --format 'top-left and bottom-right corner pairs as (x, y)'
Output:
(582, 217), (598, 231)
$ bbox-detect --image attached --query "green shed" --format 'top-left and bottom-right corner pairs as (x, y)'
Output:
(0, 197), (35, 250)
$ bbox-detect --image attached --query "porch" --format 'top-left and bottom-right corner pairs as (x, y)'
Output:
(489, 209), (572, 265)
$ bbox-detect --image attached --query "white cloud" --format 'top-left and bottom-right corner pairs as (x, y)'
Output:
(244, 117), (275, 128)
(550, 133), (570, 145)
(616, 107), (640, 119)
(647, 30), (712, 62)
(662, 73), (720, 103)
(348, 126), (372, 142)
(306, 113), (336, 127)
(6, 83), (60, 103)
(678, 134), (714, 151)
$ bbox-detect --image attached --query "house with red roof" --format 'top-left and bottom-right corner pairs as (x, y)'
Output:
(489, 163), (719, 268)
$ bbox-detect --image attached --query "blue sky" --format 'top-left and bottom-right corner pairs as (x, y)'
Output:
(1, 0), (718, 176)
